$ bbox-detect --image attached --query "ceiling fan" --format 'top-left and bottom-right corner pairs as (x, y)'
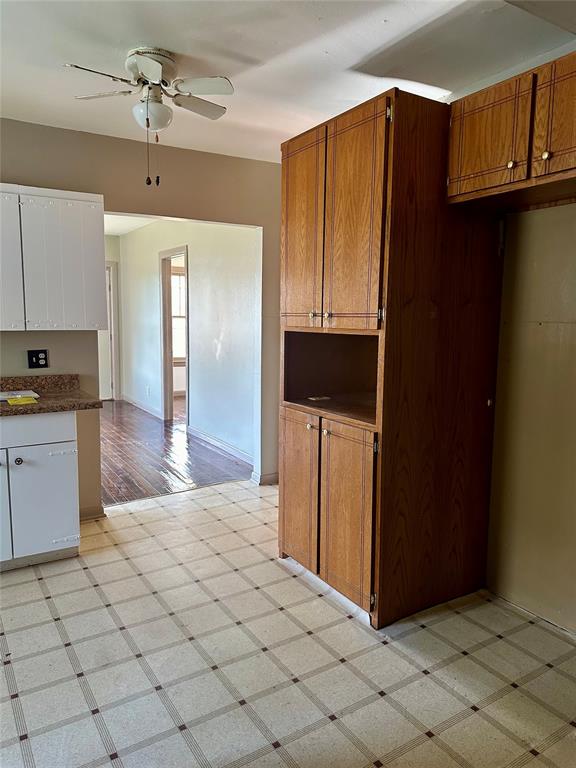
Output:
(65, 46), (234, 132)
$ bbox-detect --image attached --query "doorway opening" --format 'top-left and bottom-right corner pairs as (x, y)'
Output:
(98, 213), (261, 507)
(160, 246), (188, 424)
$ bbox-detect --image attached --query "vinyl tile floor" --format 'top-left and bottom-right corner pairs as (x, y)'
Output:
(1, 481), (575, 768)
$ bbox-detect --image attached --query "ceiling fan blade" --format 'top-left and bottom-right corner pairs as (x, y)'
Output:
(173, 76), (234, 96)
(172, 94), (227, 120)
(75, 90), (134, 100)
(134, 52), (163, 83)
(64, 63), (134, 86)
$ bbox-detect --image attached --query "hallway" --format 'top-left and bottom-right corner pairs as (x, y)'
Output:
(100, 400), (252, 506)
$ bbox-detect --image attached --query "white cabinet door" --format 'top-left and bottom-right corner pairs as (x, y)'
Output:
(59, 200), (86, 329)
(20, 196), (66, 330)
(19, 195), (106, 331)
(80, 201), (107, 330)
(0, 450), (12, 562)
(9, 441), (80, 558)
(0, 192), (26, 330)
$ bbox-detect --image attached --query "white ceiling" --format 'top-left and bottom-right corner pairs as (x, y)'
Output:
(104, 214), (159, 235)
(1, 1), (574, 163)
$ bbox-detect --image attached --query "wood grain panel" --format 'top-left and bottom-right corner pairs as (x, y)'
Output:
(448, 73), (534, 196)
(320, 419), (375, 610)
(532, 52), (576, 178)
(324, 101), (388, 329)
(280, 126), (326, 328)
(377, 91), (502, 626)
(278, 406), (320, 571)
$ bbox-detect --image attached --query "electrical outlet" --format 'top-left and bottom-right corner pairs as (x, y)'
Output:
(27, 349), (49, 369)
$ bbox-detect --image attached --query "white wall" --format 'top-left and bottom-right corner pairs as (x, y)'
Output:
(489, 203), (576, 632)
(118, 219), (262, 466)
(173, 365), (186, 394)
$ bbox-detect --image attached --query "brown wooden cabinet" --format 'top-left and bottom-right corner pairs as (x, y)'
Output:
(280, 126), (326, 327)
(448, 51), (576, 204)
(319, 420), (375, 610)
(279, 408), (375, 609)
(280, 99), (389, 331)
(532, 52), (576, 178)
(448, 73), (534, 197)
(278, 407), (319, 572)
(323, 99), (388, 329)
(280, 88), (503, 629)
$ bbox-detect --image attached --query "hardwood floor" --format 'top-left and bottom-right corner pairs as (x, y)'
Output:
(100, 399), (252, 506)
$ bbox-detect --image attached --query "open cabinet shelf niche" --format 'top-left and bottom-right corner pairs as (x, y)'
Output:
(282, 331), (378, 427)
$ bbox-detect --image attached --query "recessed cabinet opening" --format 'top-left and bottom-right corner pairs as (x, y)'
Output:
(283, 331), (378, 426)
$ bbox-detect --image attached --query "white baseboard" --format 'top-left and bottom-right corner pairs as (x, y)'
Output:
(251, 471), (279, 486)
(120, 394), (163, 420)
(187, 425), (253, 465)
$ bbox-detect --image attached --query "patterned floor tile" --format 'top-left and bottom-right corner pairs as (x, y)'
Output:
(0, 480), (574, 768)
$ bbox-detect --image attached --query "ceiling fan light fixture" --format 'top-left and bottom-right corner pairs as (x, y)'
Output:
(132, 98), (173, 132)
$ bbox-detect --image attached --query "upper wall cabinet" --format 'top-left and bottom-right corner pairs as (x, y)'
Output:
(532, 52), (576, 178)
(280, 127), (326, 328)
(280, 98), (390, 330)
(0, 185), (107, 331)
(447, 72), (534, 197)
(0, 192), (26, 330)
(448, 51), (576, 202)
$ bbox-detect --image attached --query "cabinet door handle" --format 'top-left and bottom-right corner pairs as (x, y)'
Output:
(14, 457), (24, 466)
(308, 311), (316, 320)
(306, 423), (313, 430)
(541, 150), (551, 160)
(507, 160), (515, 169)
(322, 428), (330, 437)
(323, 312), (332, 320)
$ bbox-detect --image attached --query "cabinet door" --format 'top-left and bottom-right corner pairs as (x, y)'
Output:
(324, 100), (387, 329)
(81, 201), (107, 329)
(0, 193), (26, 330)
(448, 73), (534, 197)
(279, 407), (320, 571)
(281, 127), (326, 328)
(532, 52), (576, 177)
(20, 196), (107, 330)
(0, 450), (12, 562)
(20, 196), (66, 329)
(319, 419), (375, 609)
(9, 441), (80, 558)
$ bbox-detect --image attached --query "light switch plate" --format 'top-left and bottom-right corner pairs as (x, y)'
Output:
(27, 349), (49, 369)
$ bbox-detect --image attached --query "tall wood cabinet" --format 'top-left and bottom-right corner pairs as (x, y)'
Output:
(279, 88), (503, 628)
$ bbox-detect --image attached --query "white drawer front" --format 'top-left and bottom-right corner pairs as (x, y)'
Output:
(0, 412), (76, 449)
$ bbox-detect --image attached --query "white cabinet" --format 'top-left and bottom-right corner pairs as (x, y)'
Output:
(0, 185), (107, 331)
(0, 412), (80, 565)
(9, 442), (79, 558)
(0, 192), (26, 330)
(0, 451), (12, 562)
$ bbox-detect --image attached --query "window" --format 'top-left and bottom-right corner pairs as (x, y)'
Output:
(171, 269), (186, 362)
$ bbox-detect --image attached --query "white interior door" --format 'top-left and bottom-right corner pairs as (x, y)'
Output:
(0, 450), (12, 562)
(0, 192), (25, 330)
(98, 266), (114, 399)
(9, 442), (80, 558)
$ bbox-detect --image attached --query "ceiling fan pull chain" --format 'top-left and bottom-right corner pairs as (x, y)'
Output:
(154, 131), (160, 186)
(145, 100), (152, 186)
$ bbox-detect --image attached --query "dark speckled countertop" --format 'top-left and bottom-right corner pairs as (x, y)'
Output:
(0, 374), (102, 417)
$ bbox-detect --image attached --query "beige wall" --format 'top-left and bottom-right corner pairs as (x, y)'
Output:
(0, 331), (102, 518)
(0, 118), (282, 493)
(489, 203), (576, 632)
